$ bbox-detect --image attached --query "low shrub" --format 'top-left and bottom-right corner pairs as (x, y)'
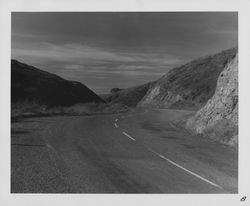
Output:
(11, 101), (129, 120)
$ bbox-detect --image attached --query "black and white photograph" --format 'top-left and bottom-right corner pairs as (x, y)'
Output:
(10, 11), (238, 193)
(1, 0), (250, 205)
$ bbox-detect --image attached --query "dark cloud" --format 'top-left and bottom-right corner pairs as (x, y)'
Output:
(11, 12), (238, 94)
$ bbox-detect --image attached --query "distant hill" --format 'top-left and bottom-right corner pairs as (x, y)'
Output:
(104, 82), (152, 107)
(11, 60), (104, 107)
(138, 47), (238, 110)
(186, 53), (238, 147)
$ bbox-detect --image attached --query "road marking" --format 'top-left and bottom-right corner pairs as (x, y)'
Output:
(122, 131), (136, 141)
(146, 147), (223, 189)
(116, 111), (222, 190)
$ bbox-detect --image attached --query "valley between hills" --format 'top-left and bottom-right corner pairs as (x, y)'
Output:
(11, 47), (238, 193)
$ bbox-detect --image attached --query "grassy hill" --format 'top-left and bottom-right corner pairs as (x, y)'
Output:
(138, 47), (237, 110)
(11, 60), (104, 107)
(104, 47), (237, 110)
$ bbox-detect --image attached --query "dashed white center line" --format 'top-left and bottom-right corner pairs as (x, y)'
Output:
(122, 131), (136, 141)
(146, 147), (223, 189)
(113, 116), (222, 190)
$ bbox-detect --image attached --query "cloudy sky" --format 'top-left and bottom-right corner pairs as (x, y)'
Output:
(11, 12), (238, 94)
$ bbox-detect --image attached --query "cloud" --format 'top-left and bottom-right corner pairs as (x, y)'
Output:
(63, 64), (84, 70)
(11, 12), (237, 94)
(11, 41), (182, 87)
(84, 64), (169, 76)
(12, 41), (182, 67)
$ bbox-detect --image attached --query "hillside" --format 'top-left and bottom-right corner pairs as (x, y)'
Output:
(186, 54), (238, 147)
(138, 47), (237, 110)
(104, 82), (152, 107)
(11, 60), (104, 107)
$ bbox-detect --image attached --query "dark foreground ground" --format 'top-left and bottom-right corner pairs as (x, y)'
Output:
(11, 109), (237, 193)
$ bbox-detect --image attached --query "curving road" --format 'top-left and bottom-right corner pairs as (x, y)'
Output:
(11, 109), (238, 193)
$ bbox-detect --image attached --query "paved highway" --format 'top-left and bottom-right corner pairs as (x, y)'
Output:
(11, 109), (238, 193)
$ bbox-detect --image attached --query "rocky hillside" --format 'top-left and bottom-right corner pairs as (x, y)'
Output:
(11, 60), (104, 107)
(138, 47), (237, 110)
(186, 54), (238, 147)
(104, 82), (152, 107)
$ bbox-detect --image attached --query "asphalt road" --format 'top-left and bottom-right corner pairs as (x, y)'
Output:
(11, 109), (238, 193)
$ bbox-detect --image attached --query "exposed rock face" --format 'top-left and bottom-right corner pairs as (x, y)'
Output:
(11, 60), (104, 107)
(186, 54), (238, 147)
(138, 48), (237, 110)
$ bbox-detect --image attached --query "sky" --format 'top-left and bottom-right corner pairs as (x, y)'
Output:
(11, 12), (238, 94)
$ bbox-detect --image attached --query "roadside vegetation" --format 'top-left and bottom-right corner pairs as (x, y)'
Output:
(11, 100), (129, 120)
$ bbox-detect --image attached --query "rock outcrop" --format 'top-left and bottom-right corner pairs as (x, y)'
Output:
(186, 54), (238, 147)
(138, 48), (237, 110)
